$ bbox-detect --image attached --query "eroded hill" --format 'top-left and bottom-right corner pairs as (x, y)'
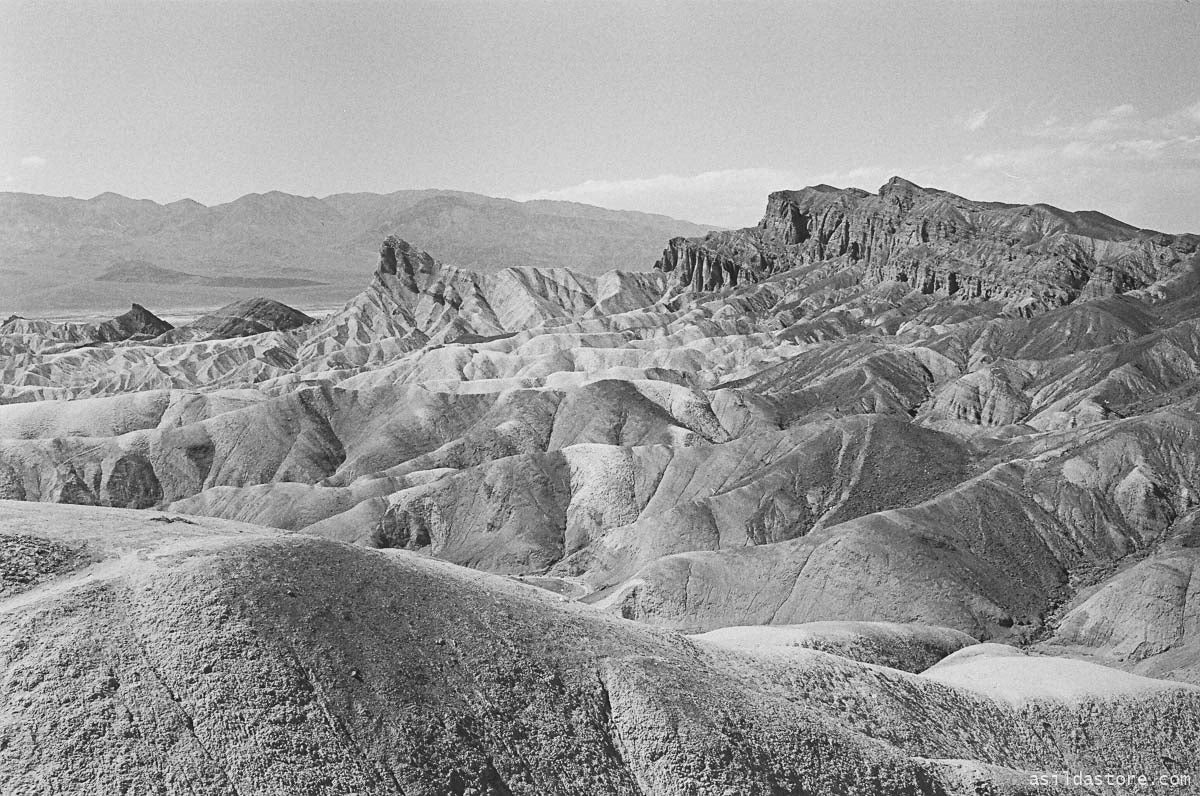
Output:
(2, 501), (1198, 795)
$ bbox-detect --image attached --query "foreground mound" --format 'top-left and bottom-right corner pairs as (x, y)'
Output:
(2, 501), (1198, 795)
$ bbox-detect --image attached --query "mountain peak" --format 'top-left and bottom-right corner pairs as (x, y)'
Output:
(878, 176), (927, 196)
(378, 235), (441, 292)
(88, 191), (136, 204)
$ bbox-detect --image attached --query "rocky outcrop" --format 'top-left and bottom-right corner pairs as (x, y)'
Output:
(302, 237), (665, 352)
(656, 177), (1199, 315)
(654, 234), (754, 291)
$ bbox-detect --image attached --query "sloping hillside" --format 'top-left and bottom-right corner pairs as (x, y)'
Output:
(2, 500), (1197, 795)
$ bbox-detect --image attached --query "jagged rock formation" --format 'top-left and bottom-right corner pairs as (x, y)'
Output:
(5, 180), (1200, 791)
(321, 234), (666, 344)
(656, 177), (1199, 315)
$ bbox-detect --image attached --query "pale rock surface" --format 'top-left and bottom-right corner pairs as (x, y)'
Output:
(691, 620), (977, 672)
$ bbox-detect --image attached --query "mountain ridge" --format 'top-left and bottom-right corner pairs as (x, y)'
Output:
(657, 176), (1198, 316)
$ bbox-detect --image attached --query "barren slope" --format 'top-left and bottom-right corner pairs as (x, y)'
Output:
(2, 501), (1198, 795)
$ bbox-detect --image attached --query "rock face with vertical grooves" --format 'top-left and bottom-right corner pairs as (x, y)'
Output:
(656, 177), (1198, 315)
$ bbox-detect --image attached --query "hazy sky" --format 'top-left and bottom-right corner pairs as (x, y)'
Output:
(3, 1), (1199, 231)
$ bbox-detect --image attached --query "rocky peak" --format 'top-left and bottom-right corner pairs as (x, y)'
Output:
(93, 303), (174, 342)
(126, 303), (164, 324)
(878, 175), (925, 196)
(877, 176), (940, 210)
(379, 235), (440, 293)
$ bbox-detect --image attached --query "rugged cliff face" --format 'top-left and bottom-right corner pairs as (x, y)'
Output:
(656, 177), (1199, 315)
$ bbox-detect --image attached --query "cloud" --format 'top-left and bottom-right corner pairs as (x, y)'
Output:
(962, 148), (1047, 171)
(963, 108), (992, 132)
(935, 99), (1200, 230)
(513, 100), (1200, 231)
(1032, 100), (1200, 148)
(19, 155), (46, 169)
(978, 101), (1200, 202)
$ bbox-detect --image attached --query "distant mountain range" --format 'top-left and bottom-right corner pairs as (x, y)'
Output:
(0, 189), (714, 316)
(95, 261), (328, 288)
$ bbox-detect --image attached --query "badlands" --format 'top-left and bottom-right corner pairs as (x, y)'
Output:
(3, 178), (1200, 794)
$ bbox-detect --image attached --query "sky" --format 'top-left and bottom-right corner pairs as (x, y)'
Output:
(3, 0), (1199, 231)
